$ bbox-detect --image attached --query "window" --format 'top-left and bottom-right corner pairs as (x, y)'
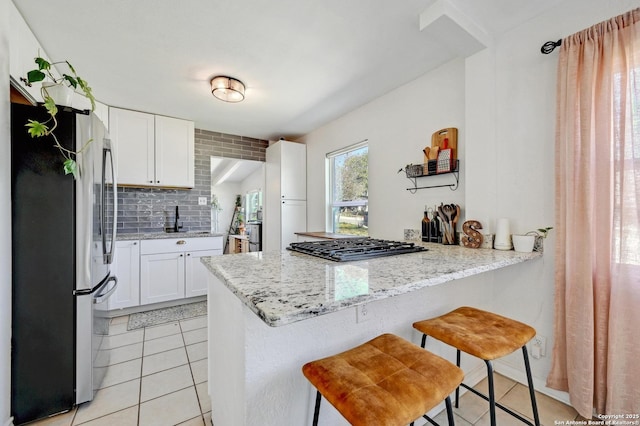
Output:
(327, 142), (368, 236)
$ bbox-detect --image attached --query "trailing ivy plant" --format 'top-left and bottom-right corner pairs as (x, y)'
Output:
(22, 57), (96, 179)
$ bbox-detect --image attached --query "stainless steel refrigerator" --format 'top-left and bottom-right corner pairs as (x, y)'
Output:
(11, 103), (118, 425)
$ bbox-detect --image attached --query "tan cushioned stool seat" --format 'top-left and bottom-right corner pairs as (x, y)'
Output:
(302, 333), (464, 426)
(413, 306), (536, 360)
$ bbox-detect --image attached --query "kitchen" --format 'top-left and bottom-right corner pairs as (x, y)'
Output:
(1, 0), (639, 426)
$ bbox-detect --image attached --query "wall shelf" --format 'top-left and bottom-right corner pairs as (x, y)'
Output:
(401, 160), (460, 193)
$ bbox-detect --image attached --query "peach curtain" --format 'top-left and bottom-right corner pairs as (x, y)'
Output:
(548, 8), (640, 418)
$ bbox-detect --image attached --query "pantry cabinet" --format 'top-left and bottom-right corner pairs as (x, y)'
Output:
(265, 140), (307, 251)
(107, 240), (141, 310)
(139, 237), (222, 306)
(110, 107), (195, 188)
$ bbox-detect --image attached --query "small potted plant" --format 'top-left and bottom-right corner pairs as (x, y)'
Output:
(21, 56), (96, 178)
(512, 227), (553, 253)
(526, 227), (553, 253)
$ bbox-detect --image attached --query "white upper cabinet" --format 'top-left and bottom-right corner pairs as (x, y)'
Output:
(110, 107), (195, 188)
(267, 140), (306, 200)
(155, 115), (195, 188)
(9, 2), (51, 104)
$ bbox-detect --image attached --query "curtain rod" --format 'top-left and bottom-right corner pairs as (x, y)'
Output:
(541, 39), (562, 54)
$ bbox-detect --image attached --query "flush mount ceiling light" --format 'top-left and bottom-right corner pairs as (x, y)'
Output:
(210, 76), (245, 103)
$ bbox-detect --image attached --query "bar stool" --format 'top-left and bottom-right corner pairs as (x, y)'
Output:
(302, 333), (464, 426)
(413, 306), (540, 426)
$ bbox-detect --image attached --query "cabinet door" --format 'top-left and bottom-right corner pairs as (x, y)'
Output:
(280, 141), (306, 200)
(108, 241), (140, 310)
(9, 2), (50, 104)
(185, 249), (222, 298)
(281, 200), (307, 250)
(155, 115), (195, 188)
(140, 252), (185, 305)
(110, 108), (155, 186)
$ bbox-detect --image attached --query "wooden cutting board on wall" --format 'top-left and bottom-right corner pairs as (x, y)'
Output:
(431, 127), (458, 160)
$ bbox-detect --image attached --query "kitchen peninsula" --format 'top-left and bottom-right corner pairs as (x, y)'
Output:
(202, 243), (541, 425)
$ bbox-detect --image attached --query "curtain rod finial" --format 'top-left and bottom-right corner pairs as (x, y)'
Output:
(541, 39), (562, 54)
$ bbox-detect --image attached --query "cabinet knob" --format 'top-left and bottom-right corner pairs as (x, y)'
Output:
(177, 240), (186, 245)
(149, 180), (153, 183)
(157, 180), (160, 183)
(180, 254), (183, 257)
(187, 253), (191, 256)
(133, 242), (137, 245)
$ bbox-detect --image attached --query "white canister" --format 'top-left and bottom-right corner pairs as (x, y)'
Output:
(481, 234), (494, 249)
(494, 218), (513, 250)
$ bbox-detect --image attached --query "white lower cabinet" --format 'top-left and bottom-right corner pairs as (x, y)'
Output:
(108, 240), (141, 310)
(185, 250), (220, 298)
(140, 252), (186, 305)
(139, 237), (223, 306)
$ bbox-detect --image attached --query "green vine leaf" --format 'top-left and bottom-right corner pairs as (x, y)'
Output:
(76, 77), (96, 110)
(35, 57), (51, 71)
(43, 96), (58, 117)
(25, 120), (49, 137)
(27, 69), (46, 84)
(63, 74), (78, 89)
(63, 159), (79, 179)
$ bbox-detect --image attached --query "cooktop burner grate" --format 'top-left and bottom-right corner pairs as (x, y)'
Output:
(287, 238), (427, 262)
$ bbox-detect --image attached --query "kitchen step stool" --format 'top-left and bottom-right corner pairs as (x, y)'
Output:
(413, 306), (540, 426)
(302, 333), (464, 426)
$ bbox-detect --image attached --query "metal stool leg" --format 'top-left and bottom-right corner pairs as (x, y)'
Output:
(445, 396), (456, 425)
(312, 390), (321, 426)
(455, 349), (461, 408)
(485, 360), (497, 426)
(522, 346), (541, 426)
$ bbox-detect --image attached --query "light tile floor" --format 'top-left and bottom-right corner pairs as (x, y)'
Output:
(30, 315), (211, 426)
(29, 314), (579, 426)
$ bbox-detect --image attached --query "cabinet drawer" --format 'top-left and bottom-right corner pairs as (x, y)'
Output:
(141, 237), (223, 254)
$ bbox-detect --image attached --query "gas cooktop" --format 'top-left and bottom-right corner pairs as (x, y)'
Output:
(286, 238), (427, 262)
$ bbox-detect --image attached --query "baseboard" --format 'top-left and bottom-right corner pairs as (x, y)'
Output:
(495, 359), (572, 406)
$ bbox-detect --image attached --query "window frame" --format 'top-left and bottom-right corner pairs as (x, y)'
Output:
(326, 141), (369, 235)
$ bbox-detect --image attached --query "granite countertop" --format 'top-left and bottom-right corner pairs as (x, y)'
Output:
(201, 242), (542, 327)
(117, 231), (225, 241)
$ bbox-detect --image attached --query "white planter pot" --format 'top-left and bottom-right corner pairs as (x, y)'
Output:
(512, 235), (535, 252)
(41, 83), (73, 107)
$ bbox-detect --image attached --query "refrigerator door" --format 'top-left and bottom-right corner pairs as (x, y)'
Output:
(74, 113), (118, 404)
(11, 104), (77, 425)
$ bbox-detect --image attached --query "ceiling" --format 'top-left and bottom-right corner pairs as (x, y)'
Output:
(14, 0), (561, 141)
(211, 157), (263, 185)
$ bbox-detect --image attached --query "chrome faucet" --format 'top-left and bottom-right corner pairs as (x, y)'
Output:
(174, 205), (182, 232)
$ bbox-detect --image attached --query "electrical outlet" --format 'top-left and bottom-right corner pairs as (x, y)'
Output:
(356, 304), (371, 323)
(530, 335), (547, 359)
(198, 197), (207, 206)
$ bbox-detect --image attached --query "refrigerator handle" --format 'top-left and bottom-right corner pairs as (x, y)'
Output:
(94, 276), (118, 304)
(102, 142), (117, 265)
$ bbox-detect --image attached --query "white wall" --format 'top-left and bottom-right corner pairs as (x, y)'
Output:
(299, 0), (638, 404)
(1, 0), (13, 423)
(301, 57), (466, 240)
(465, 0), (640, 401)
(211, 181), (241, 236)
(239, 165), (265, 197)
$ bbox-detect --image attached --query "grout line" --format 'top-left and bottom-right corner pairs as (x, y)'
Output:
(137, 326), (145, 426)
